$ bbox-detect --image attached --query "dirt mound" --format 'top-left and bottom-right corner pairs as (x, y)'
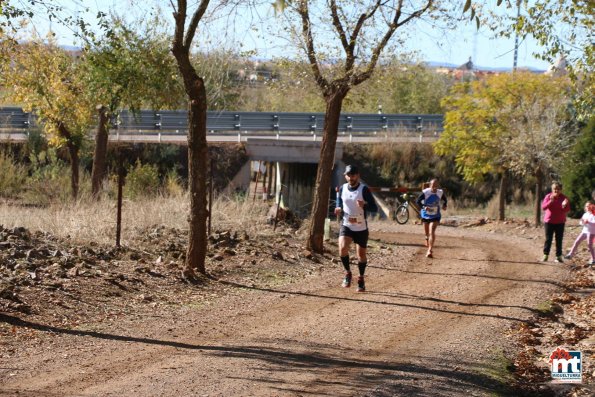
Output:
(0, 223), (321, 328)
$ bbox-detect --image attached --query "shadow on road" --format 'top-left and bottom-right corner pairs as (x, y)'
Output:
(383, 267), (567, 289)
(0, 313), (514, 396)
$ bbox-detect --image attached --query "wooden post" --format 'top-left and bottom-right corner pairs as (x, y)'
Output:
(253, 160), (262, 202)
(116, 151), (124, 248)
(261, 161), (267, 200)
(267, 162), (274, 200)
(208, 159), (214, 236)
(273, 171), (286, 231)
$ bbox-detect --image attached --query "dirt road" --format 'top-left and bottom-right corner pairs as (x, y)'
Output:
(0, 223), (569, 396)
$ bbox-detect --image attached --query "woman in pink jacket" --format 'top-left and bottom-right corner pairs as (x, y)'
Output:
(542, 182), (571, 262)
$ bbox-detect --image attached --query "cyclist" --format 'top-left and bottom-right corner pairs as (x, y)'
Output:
(334, 165), (378, 292)
(416, 178), (447, 258)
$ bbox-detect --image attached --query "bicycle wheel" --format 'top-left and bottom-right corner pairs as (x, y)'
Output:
(394, 204), (409, 224)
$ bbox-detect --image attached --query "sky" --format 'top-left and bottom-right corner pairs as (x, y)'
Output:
(24, 0), (551, 71)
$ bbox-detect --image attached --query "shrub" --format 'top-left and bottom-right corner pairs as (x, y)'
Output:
(0, 152), (27, 198)
(24, 148), (73, 204)
(164, 169), (185, 197)
(562, 117), (595, 218)
(125, 160), (160, 199)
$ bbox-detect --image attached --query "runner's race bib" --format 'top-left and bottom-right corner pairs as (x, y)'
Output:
(425, 206), (438, 215)
(348, 215), (363, 224)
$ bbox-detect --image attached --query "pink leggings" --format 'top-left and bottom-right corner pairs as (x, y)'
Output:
(568, 232), (595, 260)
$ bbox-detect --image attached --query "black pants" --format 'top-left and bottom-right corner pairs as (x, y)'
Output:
(543, 222), (565, 257)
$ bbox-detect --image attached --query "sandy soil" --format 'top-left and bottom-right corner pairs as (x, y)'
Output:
(1, 219), (593, 396)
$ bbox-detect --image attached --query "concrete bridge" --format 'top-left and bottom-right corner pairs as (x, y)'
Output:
(232, 140), (399, 218)
(0, 107), (442, 144)
(1, 108), (442, 216)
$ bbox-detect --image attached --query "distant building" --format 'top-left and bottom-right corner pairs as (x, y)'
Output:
(432, 56), (544, 81)
(545, 55), (568, 77)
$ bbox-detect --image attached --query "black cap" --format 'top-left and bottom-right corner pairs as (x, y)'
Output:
(344, 165), (359, 175)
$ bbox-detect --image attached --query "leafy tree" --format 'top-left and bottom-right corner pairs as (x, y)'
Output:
(346, 59), (453, 114)
(240, 59), (325, 112)
(561, 117), (595, 218)
(497, 74), (577, 225)
(235, 57), (452, 114)
(1, 1), (64, 34)
(171, 0), (211, 278)
(82, 14), (185, 199)
(280, 0), (441, 253)
(435, 72), (577, 224)
(435, 79), (511, 220)
(1, 37), (94, 198)
(191, 50), (243, 110)
(487, 0), (593, 122)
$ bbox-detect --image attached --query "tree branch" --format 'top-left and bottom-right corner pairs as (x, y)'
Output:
(172, 0), (187, 54)
(184, 0), (210, 50)
(346, 0), (382, 69)
(352, 0), (434, 86)
(329, 0), (349, 55)
(297, 0), (328, 92)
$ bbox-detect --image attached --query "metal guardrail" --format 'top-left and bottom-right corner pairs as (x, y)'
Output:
(0, 107), (443, 137)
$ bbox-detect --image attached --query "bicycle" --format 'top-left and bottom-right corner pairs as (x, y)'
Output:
(392, 193), (421, 224)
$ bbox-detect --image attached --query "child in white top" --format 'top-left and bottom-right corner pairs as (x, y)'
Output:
(565, 201), (595, 264)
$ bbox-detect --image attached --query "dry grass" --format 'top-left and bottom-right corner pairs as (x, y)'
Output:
(445, 197), (536, 221)
(0, 189), (540, 249)
(0, 193), (272, 246)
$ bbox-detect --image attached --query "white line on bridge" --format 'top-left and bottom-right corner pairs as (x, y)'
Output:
(0, 132), (438, 144)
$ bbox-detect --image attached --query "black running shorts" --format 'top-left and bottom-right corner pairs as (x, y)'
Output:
(339, 225), (369, 248)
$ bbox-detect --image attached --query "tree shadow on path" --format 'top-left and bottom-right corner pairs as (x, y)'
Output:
(0, 313), (514, 396)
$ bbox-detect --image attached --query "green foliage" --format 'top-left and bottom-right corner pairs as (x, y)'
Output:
(29, 148), (67, 180)
(82, 14), (186, 115)
(488, 0), (593, 122)
(0, 151), (27, 198)
(343, 143), (495, 204)
(562, 116), (595, 218)
(25, 148), (74, 203)
(235, 57), (452, 114)
(24, 127), (47, 160)
(236, 59), (324, 112)
(192, 50), (243, 110)
(164, 169), (184, 197)
(125, 160), (160, 199)
(1, 1), (74, 35)
(2, 35), (94, 147)
(346, 60), (454, 114)
(435, 72), (576, 184)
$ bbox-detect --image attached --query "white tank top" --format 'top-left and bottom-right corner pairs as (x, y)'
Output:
(341, 183), (367, 231)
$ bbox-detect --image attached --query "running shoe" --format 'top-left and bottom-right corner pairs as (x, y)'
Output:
(356, 276), (365, 292)
(426, 250), (433, 258)
(564, 253), (572, 260)
(555, 256), (564, 263)
(342, 271), (352, 288)
(542, 254), (549, 262)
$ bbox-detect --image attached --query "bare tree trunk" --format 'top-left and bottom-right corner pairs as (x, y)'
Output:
(57, 123), (79, 200)
(534, 168), (544, 227)
(66, 140), (79, 200)
(91, 105), (109, 200)
(498, 170), (508, 221)
(307, 91), (345, 253)
(172, 18), (209, 276)
(184, 90), (209, 275)
(267, 162), (273, 199)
